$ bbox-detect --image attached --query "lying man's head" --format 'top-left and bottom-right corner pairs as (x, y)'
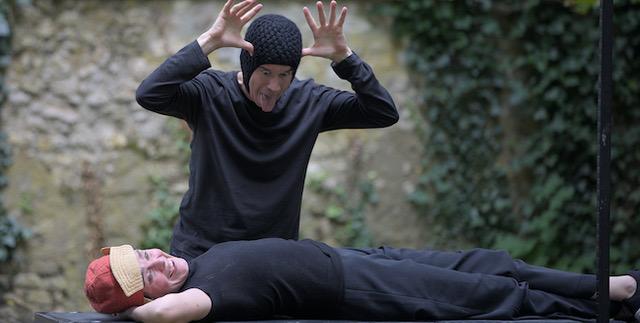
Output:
(84, 245), (189, 313)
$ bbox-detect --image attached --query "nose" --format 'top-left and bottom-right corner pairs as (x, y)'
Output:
(267, 77), (281, 92)
(147, 257), (166, 273)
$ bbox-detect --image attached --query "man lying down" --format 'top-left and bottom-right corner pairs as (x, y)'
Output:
(84, 238), (640, 323)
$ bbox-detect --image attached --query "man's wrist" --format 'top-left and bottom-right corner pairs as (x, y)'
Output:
(331, 47), (353, 64)
(197, 33), (221, 56)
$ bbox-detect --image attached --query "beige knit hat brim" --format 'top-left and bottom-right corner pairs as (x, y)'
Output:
(101, 245), (143, 297)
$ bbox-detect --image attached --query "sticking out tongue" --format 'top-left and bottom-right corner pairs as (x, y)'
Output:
(258, 93), (274, 112)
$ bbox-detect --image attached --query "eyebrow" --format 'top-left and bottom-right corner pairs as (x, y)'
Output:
(259, 66), (293, 74)
(135, 250), (150, 284)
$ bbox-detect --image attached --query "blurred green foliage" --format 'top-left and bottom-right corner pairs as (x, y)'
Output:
(139, 176), (180, 250)
(139, 119), (191, 250)
(0, 0), (29, 264)
(306, 170), (377, 247)
(375, 0), (640, 273)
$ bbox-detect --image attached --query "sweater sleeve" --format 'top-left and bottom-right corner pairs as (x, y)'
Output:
(319, 52), (399, 131)
(135, 40), (213, 123)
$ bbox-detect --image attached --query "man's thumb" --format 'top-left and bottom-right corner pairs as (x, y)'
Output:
(242, 42), (254, 56)
(301, 47), (313, 57)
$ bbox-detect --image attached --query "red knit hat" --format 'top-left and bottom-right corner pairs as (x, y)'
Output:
(84, 245), (145, 313)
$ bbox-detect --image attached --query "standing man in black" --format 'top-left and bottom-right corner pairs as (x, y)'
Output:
(136, 0), (398, 260)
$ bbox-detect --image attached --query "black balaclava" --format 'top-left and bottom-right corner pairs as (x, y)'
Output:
(240, 14), (302, 94)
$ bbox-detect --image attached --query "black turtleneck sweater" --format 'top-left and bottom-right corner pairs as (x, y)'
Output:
(136, 41), (398, 259)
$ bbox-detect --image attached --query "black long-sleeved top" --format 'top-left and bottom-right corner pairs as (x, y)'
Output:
(136, 41), (398, 259)
(182, 238), (343, 321)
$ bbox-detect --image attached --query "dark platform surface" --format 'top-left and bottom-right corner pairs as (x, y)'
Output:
(34, 312), (617, 323)
(34, 312), (132, 323)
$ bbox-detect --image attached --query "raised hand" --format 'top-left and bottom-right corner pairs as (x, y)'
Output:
(197, 0), (262, 55)
(302, 0), (353, 63)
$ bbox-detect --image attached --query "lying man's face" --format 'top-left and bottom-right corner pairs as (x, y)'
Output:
(135, 248), (189, 299)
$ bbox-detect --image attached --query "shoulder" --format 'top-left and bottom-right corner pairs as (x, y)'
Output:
(286, 77), (316, 93)
(194, 69), (244, 98)
(204, 239), (300, 261)
(286, 77), (342, 100)
(198, 69), (238, 84)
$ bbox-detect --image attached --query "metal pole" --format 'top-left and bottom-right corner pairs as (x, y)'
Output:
(597, 0), (613, 322)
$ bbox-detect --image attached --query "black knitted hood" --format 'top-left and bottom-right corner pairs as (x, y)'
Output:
(240, 14), (302, 93)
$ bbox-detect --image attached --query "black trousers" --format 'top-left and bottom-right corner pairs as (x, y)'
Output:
(335, 246), (603, 321)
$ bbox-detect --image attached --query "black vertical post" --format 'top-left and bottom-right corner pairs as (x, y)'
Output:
(597, 0), (613, 322)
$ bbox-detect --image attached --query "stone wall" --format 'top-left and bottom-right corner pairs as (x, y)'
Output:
(0, 1), (428, 321)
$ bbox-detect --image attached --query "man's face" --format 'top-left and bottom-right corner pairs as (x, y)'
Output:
(135, 248), (189, 299)
(248, 64), (294, 112)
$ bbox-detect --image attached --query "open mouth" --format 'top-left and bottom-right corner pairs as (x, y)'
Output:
(258, 93), (274, 109)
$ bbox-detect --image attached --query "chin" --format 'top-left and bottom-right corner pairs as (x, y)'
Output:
(260, 106), (275, 112)
(177, 258), (189, 280)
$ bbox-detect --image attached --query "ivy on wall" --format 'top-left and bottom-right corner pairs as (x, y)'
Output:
(306, 169), (377, 247)
(139, 175), (180, 250)
(139, 119), (191, 251)
(376, 0), (640, 273)
(0, 0), (29, 265)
